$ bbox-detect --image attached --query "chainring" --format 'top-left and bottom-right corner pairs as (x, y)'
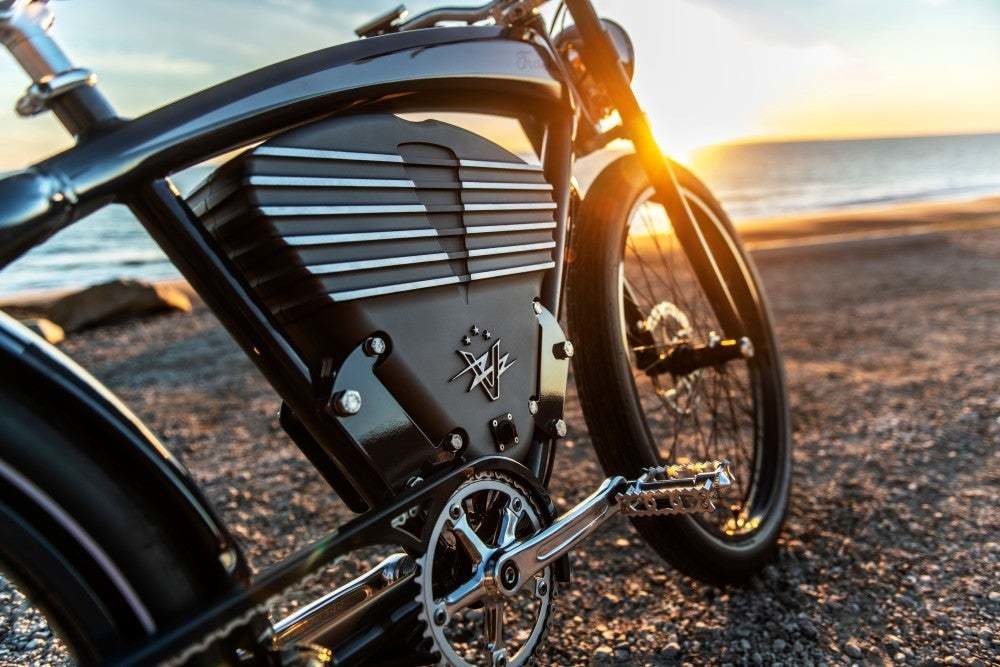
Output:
(416, 471), (553, 666)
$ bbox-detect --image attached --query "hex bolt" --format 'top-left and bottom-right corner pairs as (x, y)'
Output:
(528, 399), (539, 415)
(447, 432), (464, 452)
(535, 579), (549, 598)
(364, 335), (387, 357)
(500, 562), (519, 590)
(553, 340), (574, 359)
(450, 504), (463, 520)
(332, 390), (362, 416)
(511, 497), (523, 513)
(552, 419), (568, 438)
(433, 605), (448, 626)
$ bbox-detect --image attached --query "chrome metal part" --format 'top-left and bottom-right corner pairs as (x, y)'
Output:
(551, 419), (567, 438)
(450, 334), (517, 402)
(617, 460), (734, 517)
(416, 473), (552, 667)
(327, 261), (556, 303)
(552, 340), (574, 359)
(447, 432), (464, 452)
(363, 336), (386, 357)
(491, 460), (733, 596)
(270, 553), (415, 649)
(0, 0), (70, 82)
(15, 67), (96, 116)
(331, 389), (362, 416)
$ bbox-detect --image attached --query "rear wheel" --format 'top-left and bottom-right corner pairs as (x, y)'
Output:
(567, 154), (791, 582)
(0, 387), (253, 664)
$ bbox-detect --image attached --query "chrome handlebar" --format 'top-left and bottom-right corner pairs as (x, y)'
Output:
(396, 0), (548, 32)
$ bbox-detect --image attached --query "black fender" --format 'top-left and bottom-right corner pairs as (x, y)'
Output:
(0, 310), (249, 585)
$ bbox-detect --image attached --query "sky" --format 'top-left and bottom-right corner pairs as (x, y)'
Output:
(0, 0), (998, 168)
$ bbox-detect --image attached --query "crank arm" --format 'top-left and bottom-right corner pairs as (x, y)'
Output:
(492, 476), (627, 595)
(492, 461), (733, 596)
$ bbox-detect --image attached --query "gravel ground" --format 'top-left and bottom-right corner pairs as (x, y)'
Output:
(1, 224), (998, 666)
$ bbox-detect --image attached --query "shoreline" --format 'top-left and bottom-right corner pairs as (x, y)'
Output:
(2, 194), (998, 310)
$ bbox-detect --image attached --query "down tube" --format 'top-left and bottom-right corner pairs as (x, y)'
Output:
(126, 180), (390, 509)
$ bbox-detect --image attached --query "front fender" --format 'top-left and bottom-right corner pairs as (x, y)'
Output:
(0, 310), (248, 584)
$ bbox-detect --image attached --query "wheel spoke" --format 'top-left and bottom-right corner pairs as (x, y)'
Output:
(620, 191), (766, 537)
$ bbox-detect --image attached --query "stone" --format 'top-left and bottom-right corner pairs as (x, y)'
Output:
(48, 279), (191, 332)
(595, 645), (614, 657)
(844, 640), (863, 659)
(19, 318), (65, 344)
(661, 642), (681, 658)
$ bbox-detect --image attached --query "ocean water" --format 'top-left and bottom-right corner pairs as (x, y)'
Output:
(2, 132), (999, 296)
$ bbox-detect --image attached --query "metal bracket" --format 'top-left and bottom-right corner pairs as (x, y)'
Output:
(15, 67), (96, 116)
(326, 335), (446, 494)
(531, 300), (571, 437)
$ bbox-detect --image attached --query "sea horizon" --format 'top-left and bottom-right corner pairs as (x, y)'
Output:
(2, 130), (999, 297)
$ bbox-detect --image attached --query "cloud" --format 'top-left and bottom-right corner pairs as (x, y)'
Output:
(78, 51), (215, 77)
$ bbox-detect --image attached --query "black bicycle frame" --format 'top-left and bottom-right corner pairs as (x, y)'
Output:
(0, 3), (747, 661)
(0, 24), (575, 509)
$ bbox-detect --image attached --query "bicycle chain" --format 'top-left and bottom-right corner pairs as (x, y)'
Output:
(160, 557), (346, 667)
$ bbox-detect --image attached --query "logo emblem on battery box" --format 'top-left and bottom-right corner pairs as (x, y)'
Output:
(449, 326), (515, 401)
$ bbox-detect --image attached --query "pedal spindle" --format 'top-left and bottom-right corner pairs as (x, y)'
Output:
(617, 460), (733, 516)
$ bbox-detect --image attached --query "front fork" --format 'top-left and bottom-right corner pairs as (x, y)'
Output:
(564, 0), (749, 338)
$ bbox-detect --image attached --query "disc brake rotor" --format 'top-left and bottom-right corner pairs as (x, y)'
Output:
(640, 300), (704, 415)
(416, 472), (552, 667)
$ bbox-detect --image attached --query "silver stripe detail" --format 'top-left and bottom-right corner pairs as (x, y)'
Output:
(306, 241), (557, 275)
(247, 176), (551, 191)
(462, 181), (553, 191)
(459, 158), (544, 171)
(261, 202), (555, 216)
(260, 204), (427, 216)
(463, 202), (556, 211)
(0, 458), (157, 633)
(329, 261), (556, 302)
(254, 146), (403, 163)
(283, 221), (557, 246)
(249, 176), (417, 188)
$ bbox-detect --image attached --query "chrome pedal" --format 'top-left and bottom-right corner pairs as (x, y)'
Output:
(617, 460), (733, 517)
(490, 460), (733, 597)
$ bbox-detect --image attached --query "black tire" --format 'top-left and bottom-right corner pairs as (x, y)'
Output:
(0, 385), (251, 665)
(566, 154), (791, 583)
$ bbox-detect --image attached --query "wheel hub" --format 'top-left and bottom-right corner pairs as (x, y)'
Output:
(639, 300), (704, 414)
